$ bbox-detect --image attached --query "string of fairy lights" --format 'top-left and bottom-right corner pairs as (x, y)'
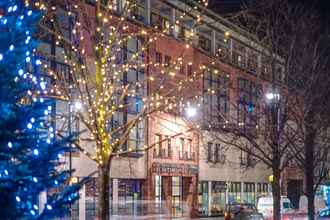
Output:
(24, 0), (270, 166)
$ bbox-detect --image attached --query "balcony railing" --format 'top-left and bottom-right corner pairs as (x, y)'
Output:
(179, 151), (195, 161)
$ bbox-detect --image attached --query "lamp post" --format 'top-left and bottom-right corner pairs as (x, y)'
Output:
(265, 90), (282, 220)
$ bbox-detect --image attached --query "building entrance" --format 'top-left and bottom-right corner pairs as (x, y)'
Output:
(154, 175), (192, 217)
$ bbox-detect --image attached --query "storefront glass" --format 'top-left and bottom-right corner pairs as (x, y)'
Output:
(229, 182), (241, 203)
(172, 176), (183, 217)
(198, 181), (209, 216)
(243, 182), (255, 204)
(257, 183), (269, 200)
(211, 181), (226, 215)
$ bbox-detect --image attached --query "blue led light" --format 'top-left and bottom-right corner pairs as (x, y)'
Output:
(33, 149), (39, 156)
(27, 123), (32, 129)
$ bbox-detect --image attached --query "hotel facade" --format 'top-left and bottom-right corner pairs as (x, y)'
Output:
(42, 0), (304, 218)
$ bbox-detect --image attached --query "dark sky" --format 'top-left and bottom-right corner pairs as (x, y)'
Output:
(209, 0), (330, 21)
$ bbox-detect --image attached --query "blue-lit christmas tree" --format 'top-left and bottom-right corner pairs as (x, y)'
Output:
(0, 1), (82, 219)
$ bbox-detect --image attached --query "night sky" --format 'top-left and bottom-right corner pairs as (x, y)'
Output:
(209, 0), (330, 23)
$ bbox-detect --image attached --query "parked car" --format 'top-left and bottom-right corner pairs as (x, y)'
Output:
(299, 195), (327, 214)
(225, 203), (264, 220)
(318, 208), (330, 220)
(257, 196), (294, 218)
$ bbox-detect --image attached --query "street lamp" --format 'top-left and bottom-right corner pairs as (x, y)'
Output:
(186, 106), (197, 118)
(265, 92), (280, 102)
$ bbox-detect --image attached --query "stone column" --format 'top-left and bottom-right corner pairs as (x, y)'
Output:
(112, 178), (119, 215)
(79, 184), (86, 220)
(145, 0), (151, 25)
(208, 181), (212, 216)
(38, 191), (47, 214)
(211, 30), (216, 56)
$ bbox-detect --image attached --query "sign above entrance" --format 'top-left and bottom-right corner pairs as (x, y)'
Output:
(152, 162), (198, 176)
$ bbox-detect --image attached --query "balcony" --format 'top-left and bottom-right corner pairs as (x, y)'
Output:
(179, 151), (195, 161)
(153, 148), (172, 159)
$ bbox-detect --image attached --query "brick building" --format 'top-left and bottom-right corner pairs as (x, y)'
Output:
(41, 0), (304, 218)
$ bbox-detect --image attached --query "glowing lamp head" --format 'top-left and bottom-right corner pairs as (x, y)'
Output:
(186, 106), (197, 118)
(74, 101), (82, 111)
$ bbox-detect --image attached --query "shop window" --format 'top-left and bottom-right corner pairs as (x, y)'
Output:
(198, 181), (209, 216)
(155, 175), (162, 201)
(257, 183), (269, 198)
(243, 182), (256, 204)
(211, 182), (226, 215)
(229, 182), (241, 203)
(118, 179), (141, 202)
(172, 176), (182, 217)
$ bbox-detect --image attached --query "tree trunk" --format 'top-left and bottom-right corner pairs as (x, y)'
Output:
(98, 163), (111, 220)
(272, 168), (281, 220)
(305, 128), (315, 220)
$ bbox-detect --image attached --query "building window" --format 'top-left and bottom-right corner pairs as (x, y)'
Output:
(207, 142), (213, 162)
(203, 68), (230, 126)
(229, 182), (241, 203)
(155, 134), (162, 158)
(243, 182), (256, 204)
(216, 34), (230, 62)
(207, 142), (222, 163)
(247, 50), (258, 74)
(199, 35), (211, 52)
(165, 135), (172, 157)
(237, 78), (261, 133)
(155, 51), (162, 64)
(130, 2), (146, 22)
(151, 12), (169, 32)
(164, 55), (171, 67)
(232, 40), (246, 69)
(187, 64), (193, 77)
(179, 138), (194, 161)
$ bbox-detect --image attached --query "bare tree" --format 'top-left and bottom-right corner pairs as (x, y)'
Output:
(37, 0), (209, 219)
(217, 1), (330, 220)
